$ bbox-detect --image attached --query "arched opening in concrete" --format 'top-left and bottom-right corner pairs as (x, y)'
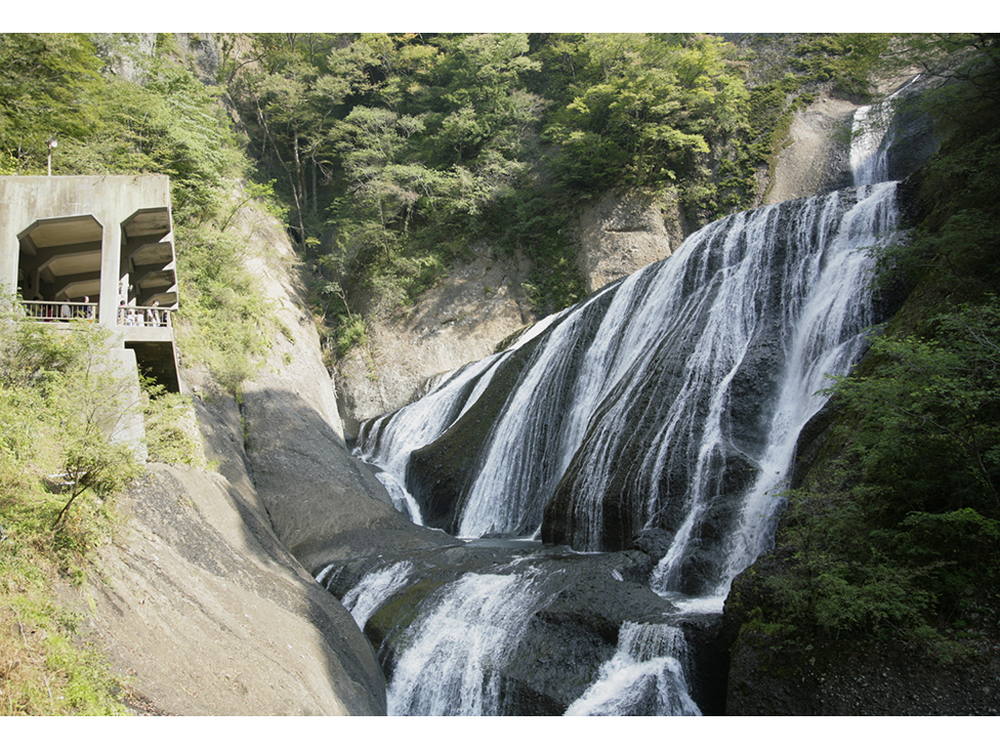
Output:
(120, 208), (175, 305)
(17, 214), (103, 320)
(117, 207), (176, 329)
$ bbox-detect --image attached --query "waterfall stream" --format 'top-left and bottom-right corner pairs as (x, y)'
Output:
(341, 561), (415, 630)
(386, 568), (554, 716)
(565, 623), (701, 716)
(850, 75), (920, 186)
(339, 79), (911, 716)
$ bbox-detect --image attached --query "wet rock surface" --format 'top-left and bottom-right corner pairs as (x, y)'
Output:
(318, 538), (731, 715)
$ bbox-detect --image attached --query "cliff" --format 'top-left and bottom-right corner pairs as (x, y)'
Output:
(57, 198), (421, 714)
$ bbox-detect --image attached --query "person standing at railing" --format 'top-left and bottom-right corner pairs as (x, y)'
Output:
(59, 301), (71, 320)
(147, 301), (161, 326)
(76, 296), (93, 319)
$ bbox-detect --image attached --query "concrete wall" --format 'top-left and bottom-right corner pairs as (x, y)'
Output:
(0, 175), (174, 321)
(104, 343), (149, 463)
(0, 175), (182, 456)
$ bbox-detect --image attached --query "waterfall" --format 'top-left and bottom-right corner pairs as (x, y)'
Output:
(456, 287), (624, 538)
(716, 182), (898, 591)
(650, 180), (899, 599)
(372, 471), (425, 526)
(346, 79), (912, 716)
(850, 76), (920, 186)
(565, 622), (700, 716)
(339, 561), (415, 629)
(360, 181), (899, 714)
(386, 568), (553, 715)
(354, 313), (559, 525)
(360, 184), (898, 576)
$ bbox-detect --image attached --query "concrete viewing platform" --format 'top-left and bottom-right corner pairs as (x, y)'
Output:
(0, 175), (182, 393)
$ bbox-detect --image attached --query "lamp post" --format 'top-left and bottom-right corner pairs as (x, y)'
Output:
(47, 138), (58, 176)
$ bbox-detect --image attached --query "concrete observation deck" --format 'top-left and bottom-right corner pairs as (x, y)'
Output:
(0, 175), (182, 393)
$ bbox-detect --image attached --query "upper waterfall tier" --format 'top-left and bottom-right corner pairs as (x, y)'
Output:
(355, 180), (900, 601)
(850, 76), (922, 186)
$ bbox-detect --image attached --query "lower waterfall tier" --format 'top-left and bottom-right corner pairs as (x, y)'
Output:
(319, 541), (725, 715)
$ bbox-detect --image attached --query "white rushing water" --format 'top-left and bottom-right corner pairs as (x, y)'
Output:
(456, 286), (621, 538)
(360, 188), (898, 565)
(565, 622), (701, 716)
(386, 569), (551, 716)
(351, 80), (913, 716)
(341, 560), (415, 629)
(850, 75), (920, 186)
(651, 180), (900, 599)
(354, 312), (560, 525)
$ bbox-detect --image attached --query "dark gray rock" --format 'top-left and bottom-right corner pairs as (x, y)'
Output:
(239, 386), (449, 574)
(321, 541), (698, 715)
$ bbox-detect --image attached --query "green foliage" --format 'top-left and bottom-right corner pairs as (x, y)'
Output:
(0, 32), (276, 394)
(0, 311), (142, 541)
(334, 313), (368, 357)
(0, 34), (104, 172)
(827, 306), (1000, 511)
(226, 32), (810, 339)
(790, 34), (892, 99)
(173, 224), (273, 394)
(0, 310), (142, 715)
(0, 564), (128, 714)
(738, 41), (1000, 656)
(542, 35), (745, 198)
(751, 298), (1000, 652)
(142, 381), (205, 468)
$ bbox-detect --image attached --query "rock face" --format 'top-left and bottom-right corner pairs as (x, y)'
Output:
(230, 202), (450, 573)
(879, 78), (940, 184)
(64, 462), (385, 715)
(576, 189), (686, 293)
(765, 94), (856, 204)
(319, 540), (723, 715)
(61, 198), (435, 714)
(336, 249), (533, 427)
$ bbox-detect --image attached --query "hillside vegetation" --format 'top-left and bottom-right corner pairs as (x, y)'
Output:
(0, 33), (278, 394)
(1, 31), (997, 715)
(220, 32), (890, 346)
(726, 35), (1000, 699)
(0, 33), (278, 713)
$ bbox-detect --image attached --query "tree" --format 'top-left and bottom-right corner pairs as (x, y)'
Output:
(0, 308), (141, 533)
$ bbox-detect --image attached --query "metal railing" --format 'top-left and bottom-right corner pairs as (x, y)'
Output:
(21, 300), (97, 322)
(118, 305), (172, 328)
(18, 301), (173, 328)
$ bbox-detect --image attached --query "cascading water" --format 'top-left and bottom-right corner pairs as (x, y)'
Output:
(354, 313), (559, 525)
(565, 622), (700, 716)
(342, 79), (911, 716)
(386, 567), (554, 716)
(850, 75), (919, 186)
(649, 180), (899, 601)
(361, 185), (898, 570)
(340, 561), (415, 629)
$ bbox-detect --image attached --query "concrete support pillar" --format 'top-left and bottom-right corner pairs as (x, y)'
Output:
(98, 220), (121, 326)
(0, 241), (16, 298)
